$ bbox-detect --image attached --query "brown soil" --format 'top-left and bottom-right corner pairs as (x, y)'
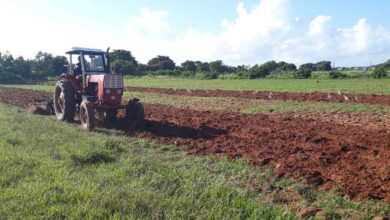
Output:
(126, 86), (390, 106)
(0, 86), (389, 202)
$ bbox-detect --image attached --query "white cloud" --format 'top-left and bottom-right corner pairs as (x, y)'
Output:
(124, 0), (290, 65)
(308, 15), (331, 37)
(0, 0), (389, 67)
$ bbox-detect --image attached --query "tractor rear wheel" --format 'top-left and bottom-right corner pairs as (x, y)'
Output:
(80, 100), (95, 131)
(54, 80), (75, 122)
(126, 100), (145, 131)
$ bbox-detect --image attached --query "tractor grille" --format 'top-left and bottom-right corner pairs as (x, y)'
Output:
(104, 75), (123, 88)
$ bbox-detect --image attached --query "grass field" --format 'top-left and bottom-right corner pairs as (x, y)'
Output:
(124, 77), (390, 95)
(0, 104), (388, 219)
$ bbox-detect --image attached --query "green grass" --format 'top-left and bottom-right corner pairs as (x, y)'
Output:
(0, 104), (389, 219)
(124, 77), (390, 95)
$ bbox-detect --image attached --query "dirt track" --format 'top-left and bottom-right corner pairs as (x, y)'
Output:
(126, 86), (390, 106)
(0, 87), (389, 202)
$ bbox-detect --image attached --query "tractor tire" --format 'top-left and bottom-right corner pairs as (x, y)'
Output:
(126, 100), (145, 131)
(80, 100), (95, 131)
(53, 80), (75, 122)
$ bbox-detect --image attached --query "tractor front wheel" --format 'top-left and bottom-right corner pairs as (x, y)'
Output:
(126, 99), (145, 131)
(80, 100), (95, 131)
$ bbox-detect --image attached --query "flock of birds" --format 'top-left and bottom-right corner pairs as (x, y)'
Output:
(179, 87), (359, 102)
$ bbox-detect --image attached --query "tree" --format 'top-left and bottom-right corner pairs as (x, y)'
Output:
(109, 50), (138, 75)
(372, 66), (388, 78)
(111, 60), (137, 75)
(31, 51), (55, 77)
(316, 61), (332, 71)
(260, 60), (278, 73)
(110, 50), (137, 65)
(293, 68), (312, 79)
(248, 65), (268, 78)
(194, 61), (209, 72)
(277, 61), (296, 72)
(209, 60), (227, 73)
(147, 56), (175, 70)
(53, 56), (68, 75)
(13, 56), (32, 78)
(299, 63), (316, 71)
(181, 60), (196, 72)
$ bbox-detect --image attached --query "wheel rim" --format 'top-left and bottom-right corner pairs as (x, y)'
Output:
(54, 87), (63, 115)
(80, 107), (87, 125)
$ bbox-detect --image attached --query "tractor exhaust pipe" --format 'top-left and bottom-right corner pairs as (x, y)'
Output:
(106, 47), (111, 74)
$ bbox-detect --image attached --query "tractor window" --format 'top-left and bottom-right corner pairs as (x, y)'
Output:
(83, 54), (105, 72)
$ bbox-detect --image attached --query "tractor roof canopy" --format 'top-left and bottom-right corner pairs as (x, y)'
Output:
(66, 47), (106, 55)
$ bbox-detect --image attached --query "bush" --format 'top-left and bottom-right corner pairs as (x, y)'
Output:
(371, 66), (388, 78)
(329, 70), (347, 79)
(194, 72), (218, 79)
(293, 68), (312, 79)
(145, 70), (182, 77)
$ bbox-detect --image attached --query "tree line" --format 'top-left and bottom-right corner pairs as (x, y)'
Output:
(0, 49), (389, 83)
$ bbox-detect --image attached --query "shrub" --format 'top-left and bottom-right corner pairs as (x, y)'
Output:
(371, 66), (388, 78)
(329, 70), (347, 79)
(293, 68), (312, 79)
(194, 72), (218, 79)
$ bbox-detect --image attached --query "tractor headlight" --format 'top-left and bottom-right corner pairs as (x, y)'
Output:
(105, 89), (110, 95)
(116, 89), (122, 94)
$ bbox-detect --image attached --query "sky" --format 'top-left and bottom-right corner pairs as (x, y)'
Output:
(0, 0), (389, 67)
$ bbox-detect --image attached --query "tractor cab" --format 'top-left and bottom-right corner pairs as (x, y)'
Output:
(65, 47), (109, 89)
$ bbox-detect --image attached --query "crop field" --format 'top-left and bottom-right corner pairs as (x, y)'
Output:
(1, 78), (390, 219)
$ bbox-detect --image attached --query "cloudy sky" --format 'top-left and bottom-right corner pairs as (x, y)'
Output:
(0, 0), (389, 66)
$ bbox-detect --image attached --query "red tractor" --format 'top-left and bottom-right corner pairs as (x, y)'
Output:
(53, 47), (144, 131)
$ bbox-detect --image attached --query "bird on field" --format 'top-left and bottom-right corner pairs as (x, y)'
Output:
(343, 95), (349, 101)
(268, 92), (273, 99)
(337, 90), (341, 95)
(354, 96), (358, 101)
(186, 89), (192, 94)
(327, 93), (332, 99)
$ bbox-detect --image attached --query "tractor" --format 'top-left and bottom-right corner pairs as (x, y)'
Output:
(53, 47), (144, 131)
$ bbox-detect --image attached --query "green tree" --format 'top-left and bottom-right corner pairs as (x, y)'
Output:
(293, 68), (312, 79)
(209, 60), (227, 73)
(181, 60), (196, 72)
(194, 61), (209, 72)
(111, 60), (137, 75)
(31, 51), (55, 77)
(147, 56), (175, 70)
(299, 63), (316, 71)
(109, 50), (138, 75)
(372, 66), (388, 78)
(316, 61), (332, 71)
(248, 65), (268, 78)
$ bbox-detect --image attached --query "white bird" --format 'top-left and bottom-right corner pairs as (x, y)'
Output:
(327, 93), (332, 99)
(343, 95), (349, 101)
(268, 92), (273, 99)
(354, 96), (358, 101)
(186, 89), (192, 94)
(337, 90), (341, 95)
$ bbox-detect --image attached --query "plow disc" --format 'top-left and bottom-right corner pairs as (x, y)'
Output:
(27, 99), (55, 115)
